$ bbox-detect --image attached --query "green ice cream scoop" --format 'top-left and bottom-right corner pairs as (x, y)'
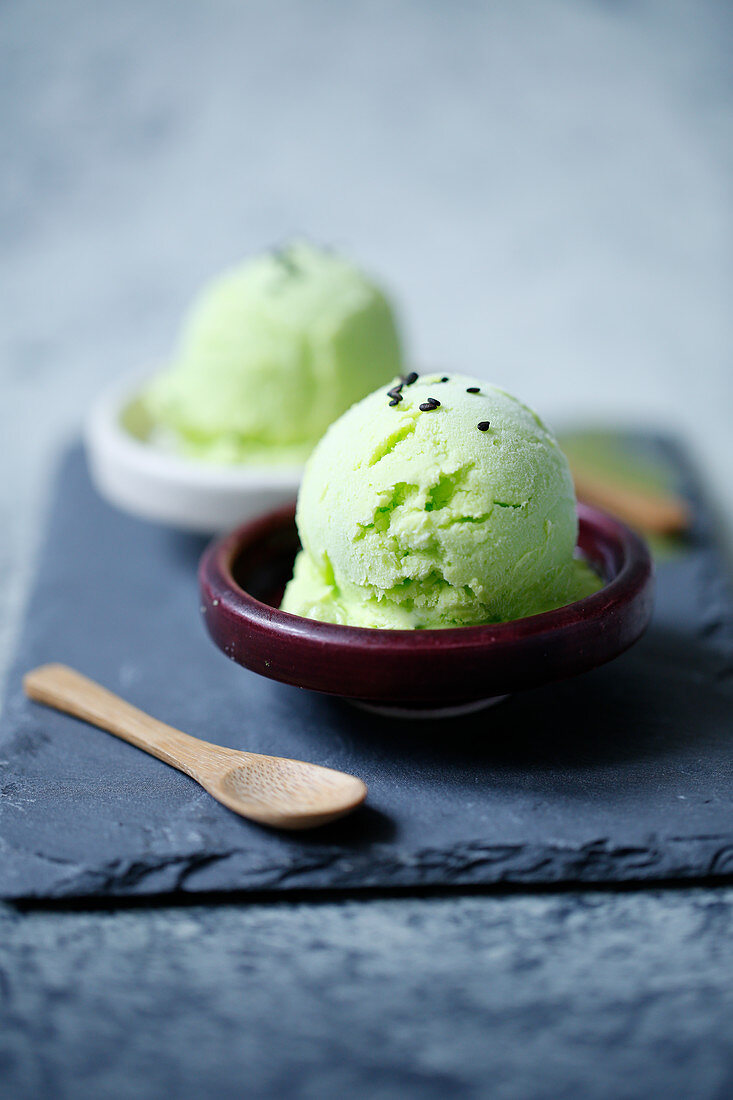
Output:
(142, 243), (403, 465)
(281, 373), (602, 628)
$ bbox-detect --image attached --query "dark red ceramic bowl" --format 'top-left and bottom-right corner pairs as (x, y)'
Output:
(199, 503), (653, 716)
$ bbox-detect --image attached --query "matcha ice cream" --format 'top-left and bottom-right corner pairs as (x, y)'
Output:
(281, 373), (601, 628)
(142, 243), (402, 465)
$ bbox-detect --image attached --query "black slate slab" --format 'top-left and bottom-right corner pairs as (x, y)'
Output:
(1, 440), (732, 901)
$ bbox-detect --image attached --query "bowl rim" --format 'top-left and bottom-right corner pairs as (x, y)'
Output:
(199, 501), (654, 653)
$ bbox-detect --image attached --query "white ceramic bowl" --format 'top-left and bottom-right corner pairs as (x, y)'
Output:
(84, 373), (303, 533)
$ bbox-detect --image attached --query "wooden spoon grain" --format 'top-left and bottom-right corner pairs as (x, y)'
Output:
(23, 664), (367, 830)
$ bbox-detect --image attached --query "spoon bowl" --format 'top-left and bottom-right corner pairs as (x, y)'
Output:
(212, 756), (368, 829)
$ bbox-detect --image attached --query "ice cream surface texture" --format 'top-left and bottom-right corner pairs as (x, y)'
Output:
(281, 373), (602, 628)
(142, 243), (402, 464)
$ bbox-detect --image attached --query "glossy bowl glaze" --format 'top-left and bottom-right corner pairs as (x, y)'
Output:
(199, 503), (654, 713)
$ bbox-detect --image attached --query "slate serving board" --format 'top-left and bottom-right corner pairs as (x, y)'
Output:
(1, 439), (732, 901)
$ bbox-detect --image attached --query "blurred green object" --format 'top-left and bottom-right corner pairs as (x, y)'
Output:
(142, 242), (403, 465)
(559, 430), (690, 560)
(560, 430), (675, 494)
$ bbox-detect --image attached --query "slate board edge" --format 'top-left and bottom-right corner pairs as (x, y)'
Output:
(3, 833), (733, 901)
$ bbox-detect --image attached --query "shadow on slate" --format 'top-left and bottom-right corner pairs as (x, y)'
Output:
(1, 439), (732, 901)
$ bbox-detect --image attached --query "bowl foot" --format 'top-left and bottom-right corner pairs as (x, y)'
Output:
(350, 696), (509, 720)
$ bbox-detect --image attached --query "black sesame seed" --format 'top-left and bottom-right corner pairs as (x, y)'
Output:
(389, 398), (401, 407)
(427, 397), (441, 406)
(466, 387), (480, 394)
(419, 400), (440, 412)
(477, 420), (491, 432)
(403, 371), (419, 386)
(439, 376), (449, 382)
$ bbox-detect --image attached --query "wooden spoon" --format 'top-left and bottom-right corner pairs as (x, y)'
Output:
(570, 464), (691, 536)
(23, 664), (367, 830)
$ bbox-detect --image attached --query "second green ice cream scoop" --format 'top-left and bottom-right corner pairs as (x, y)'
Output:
(281, 373), (601, 628)
(143, 243), (402, 465)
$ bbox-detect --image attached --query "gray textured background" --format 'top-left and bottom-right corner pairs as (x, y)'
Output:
(1, 2), (732, 1096)
(2, 892), (733, 1100)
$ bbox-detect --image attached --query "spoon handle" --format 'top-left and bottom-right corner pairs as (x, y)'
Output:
(23, 664), (228, 783)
